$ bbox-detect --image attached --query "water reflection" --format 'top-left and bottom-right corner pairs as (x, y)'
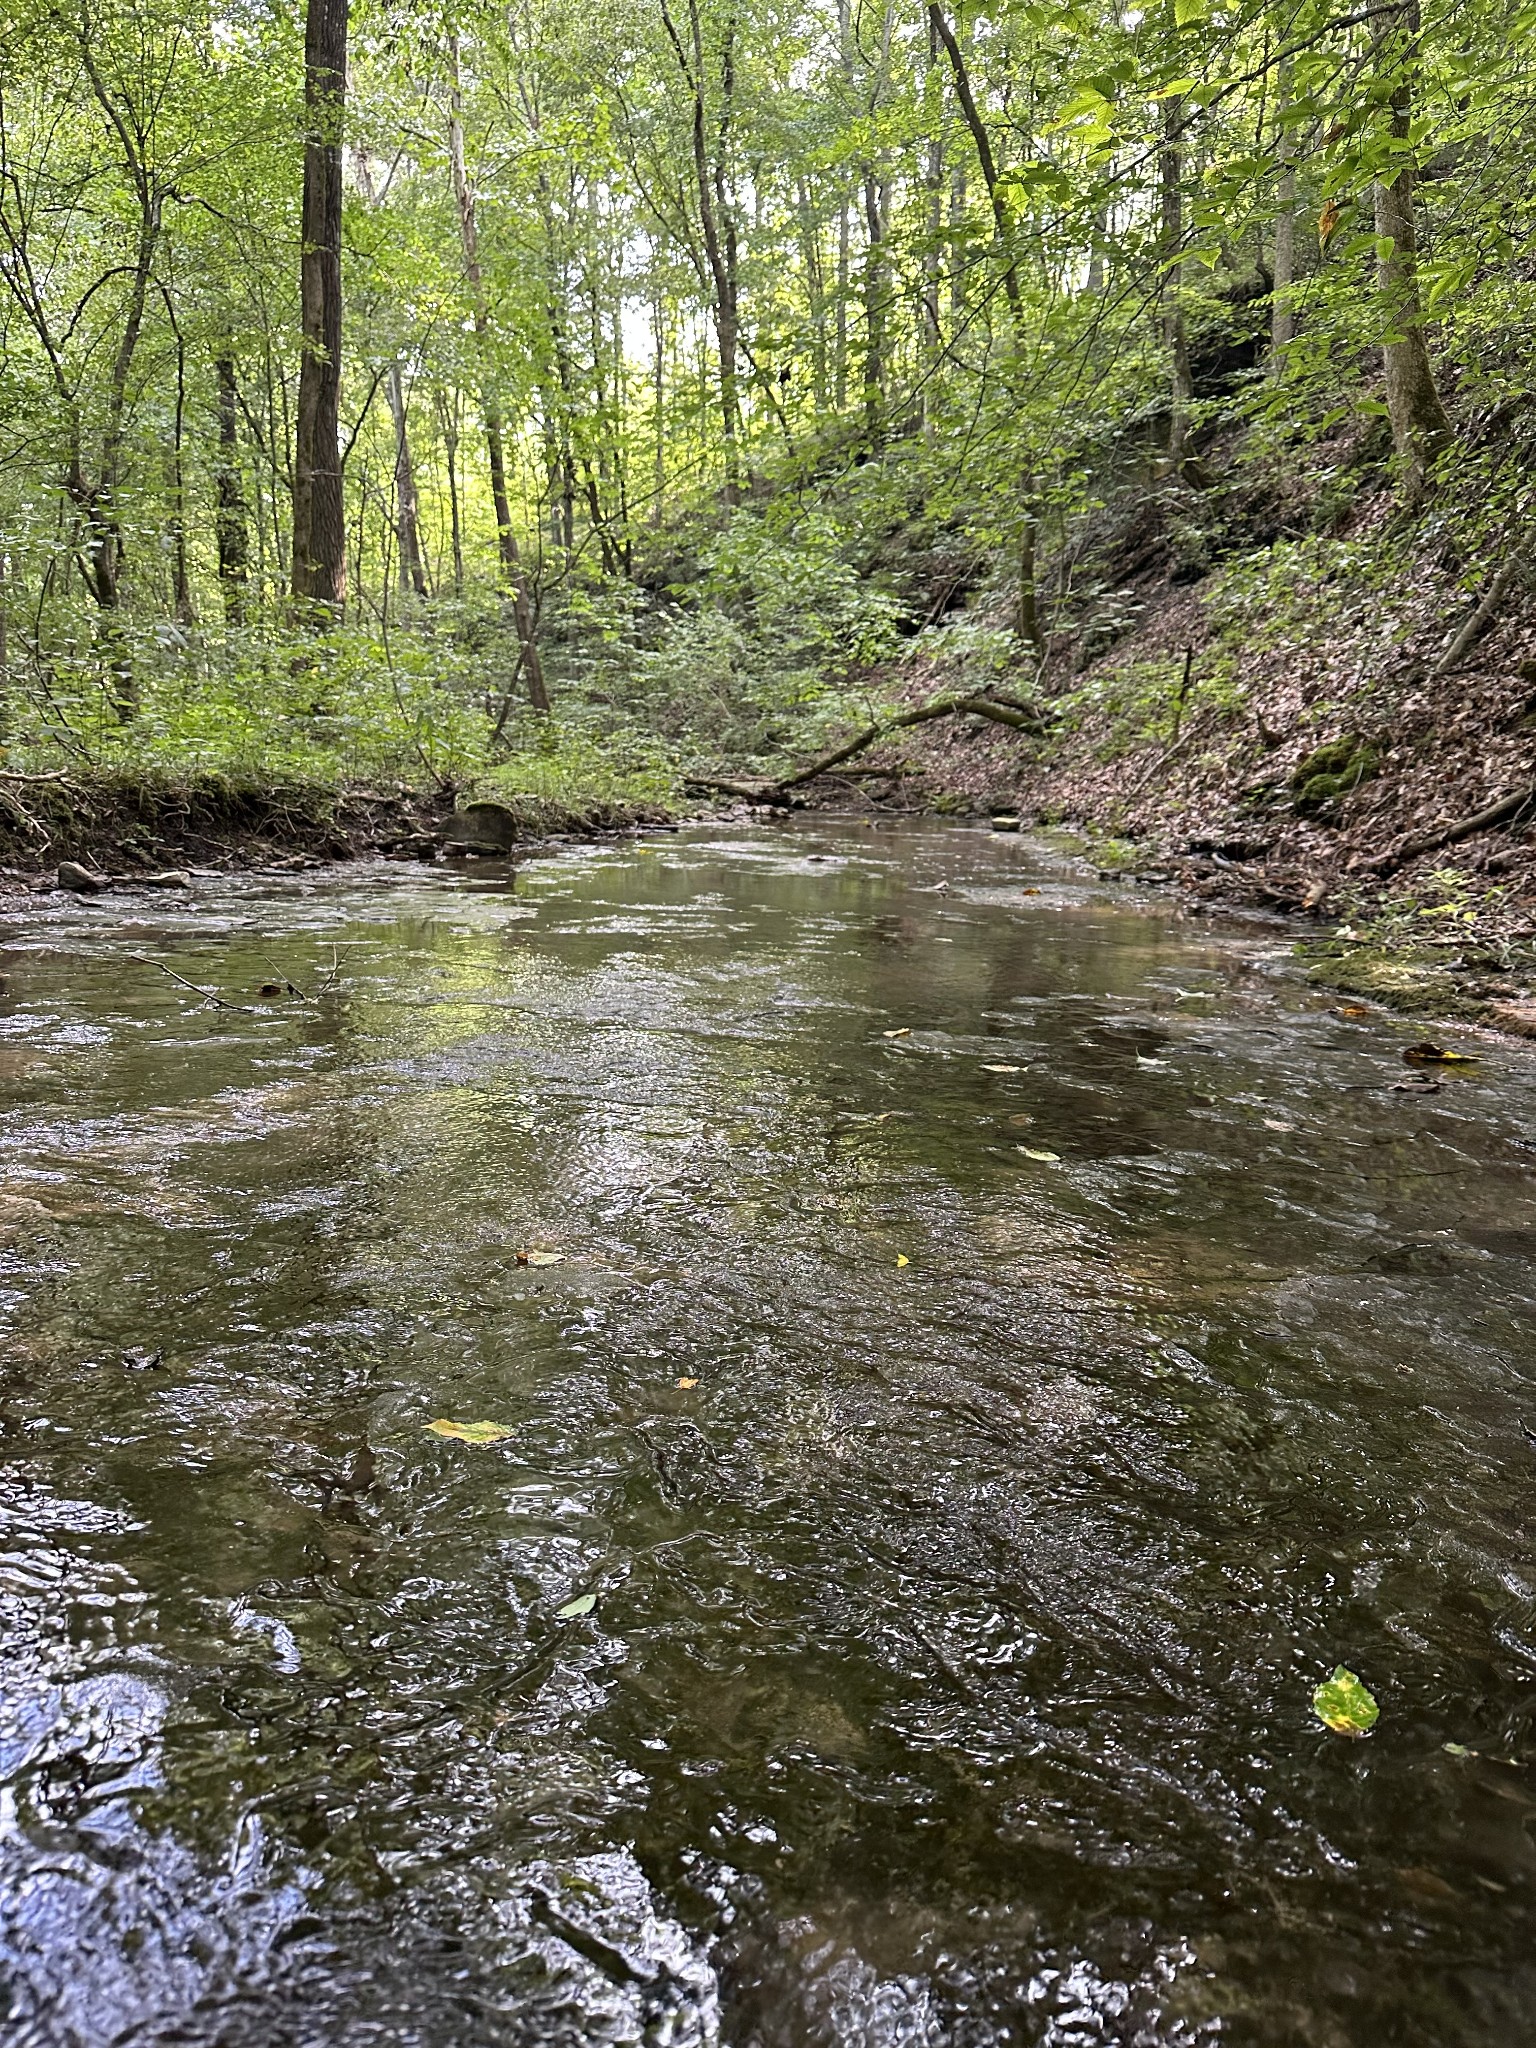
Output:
(0, 821), (1533, 2044)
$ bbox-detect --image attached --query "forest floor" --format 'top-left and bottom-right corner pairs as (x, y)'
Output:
(789, 456), (1536, 1040)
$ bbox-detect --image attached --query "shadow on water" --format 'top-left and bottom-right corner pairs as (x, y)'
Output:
(0, 819), (1534, 2045)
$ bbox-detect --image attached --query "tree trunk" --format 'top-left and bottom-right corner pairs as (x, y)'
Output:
(214, 356), (250, 623)
(861, 169), (889, 440)
(1372, 1), (1450, 498)
(835, 195), (850, 411)
(928, 3), (1020, 334)
(387, 364), (429, 599)
(446, 34), (549, 711)
(1160, 92), (1194, 473)
(1270, 54), (1296, 366)
(435, 386), (464, 597)
(291, 0), (347, 617)
(660, 0), (742, 498)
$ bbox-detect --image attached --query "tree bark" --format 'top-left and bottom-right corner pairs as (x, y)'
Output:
(1270, 53), (1296, 366)
(386, 364), (429, 599)
(291, 0), (347, 617)
(446, 34), (549, 711)
(1372, 1), (1450, 499)
(660, 0), (742, 497)
(928, 4), (1020, 333)
(434, 386), (464, 597)
(214, 356), (250, 623)
(1160, 91), (1194, 473)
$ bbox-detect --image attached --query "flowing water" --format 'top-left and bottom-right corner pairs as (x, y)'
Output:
(1, 819), (1534, 2048)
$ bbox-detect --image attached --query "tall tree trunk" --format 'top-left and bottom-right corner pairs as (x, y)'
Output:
(435, 386), (464, 597)
(162, 295), (195, 627)
(446, 34), (549, 711)
(835, 195), (851, 411)
(291, 0), (347, 617)
(652, 279), (668, 519)
(796, 181), (829, 411)
(948, 158), (967, 324)
(214, 355), (250, 623)
(1372, 1), (1450, 498)
(928, 3), (1020, 334)
(660, 0), (741, 496)
(922, 22), (944, 388)
(1159, 91), (1194, 474)
(386, 365), (429, 599)
(861, 169), (889, 440)
(1270, 54), (1296, 366)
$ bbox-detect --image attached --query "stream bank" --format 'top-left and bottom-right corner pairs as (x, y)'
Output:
(0, 770), (673, 899)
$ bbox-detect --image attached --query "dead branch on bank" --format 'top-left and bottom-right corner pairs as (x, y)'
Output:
(685, 690), (1049, 807)
(1356, 782), (1536, 877)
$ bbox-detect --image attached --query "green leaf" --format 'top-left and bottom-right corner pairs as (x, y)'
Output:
(426, 1418), (515, 1444)
(1312, 1666), (1379, 1736)
(1018, 1145), (1061, 1162)
(557, 1592), (597, 1618)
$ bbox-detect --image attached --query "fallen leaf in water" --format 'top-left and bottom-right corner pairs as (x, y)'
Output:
(1391, 1077), (1442, 1094)
(1396, 1865), (1458, 1901)
(895, 1253), (910, 1267)
(1443, 1742), (1475, 1757)
(1007, 1112), (1035, 1126)
(1263, 1119), (1294, 1132)
(1402, 1043), (1477, 1065)
(981, 1063), (1020, 1073)
(1136, 1056), (1170, 1069)
(1333, 1004), (1370, 1019)
(1018, 1146), (1061, 1163)
(516, 1249), (565, 1266)
(426, 1419), (514, 1444)
(882, 1028), (911, 1039)
(676, 1376), (698, 1388)
(1313, 1665), (1379, 1736)
(557, 1593), (597, 1618)
(1020, 886), (1042, 895)
(258, 981), (285, 998)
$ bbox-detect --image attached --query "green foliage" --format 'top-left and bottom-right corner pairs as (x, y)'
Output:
(0, 0), (1531, 788)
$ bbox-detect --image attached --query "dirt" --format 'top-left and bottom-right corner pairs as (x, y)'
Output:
(0, 774), (669, 900)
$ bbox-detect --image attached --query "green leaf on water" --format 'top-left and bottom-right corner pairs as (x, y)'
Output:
(1313, 1665), (1379, 1736)
(426, 1418), (515, 1444)
(1017, 1146), (1061, 1163)
(557, 1593), (597, 1618)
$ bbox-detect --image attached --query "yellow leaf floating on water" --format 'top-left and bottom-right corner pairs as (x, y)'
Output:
(517, 1249), (565, 1266)
(557, 1593), (597, 1618)
(882, 1027), (911, 1039)
(1312, 1665), (1379, 1736)
(426, 1419), (515, 1444)
(676, 1376), (698, 1388)
(1402, 1043), (1477, 1066)
(1018, 1146), (1061, 1163)
(981, 1063), (1021, 1073)
(895, 1253), (910, 1267)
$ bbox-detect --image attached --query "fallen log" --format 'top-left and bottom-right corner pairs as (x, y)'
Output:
(773, 691), (1047, 793)
(1356, 783), (1536, 877)
(1430, 548), (1530, 677)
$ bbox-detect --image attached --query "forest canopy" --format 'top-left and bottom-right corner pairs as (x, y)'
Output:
(1, 0), (1532, 794)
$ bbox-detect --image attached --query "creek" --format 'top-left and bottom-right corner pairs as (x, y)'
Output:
(1, 820), (1533, 2046)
